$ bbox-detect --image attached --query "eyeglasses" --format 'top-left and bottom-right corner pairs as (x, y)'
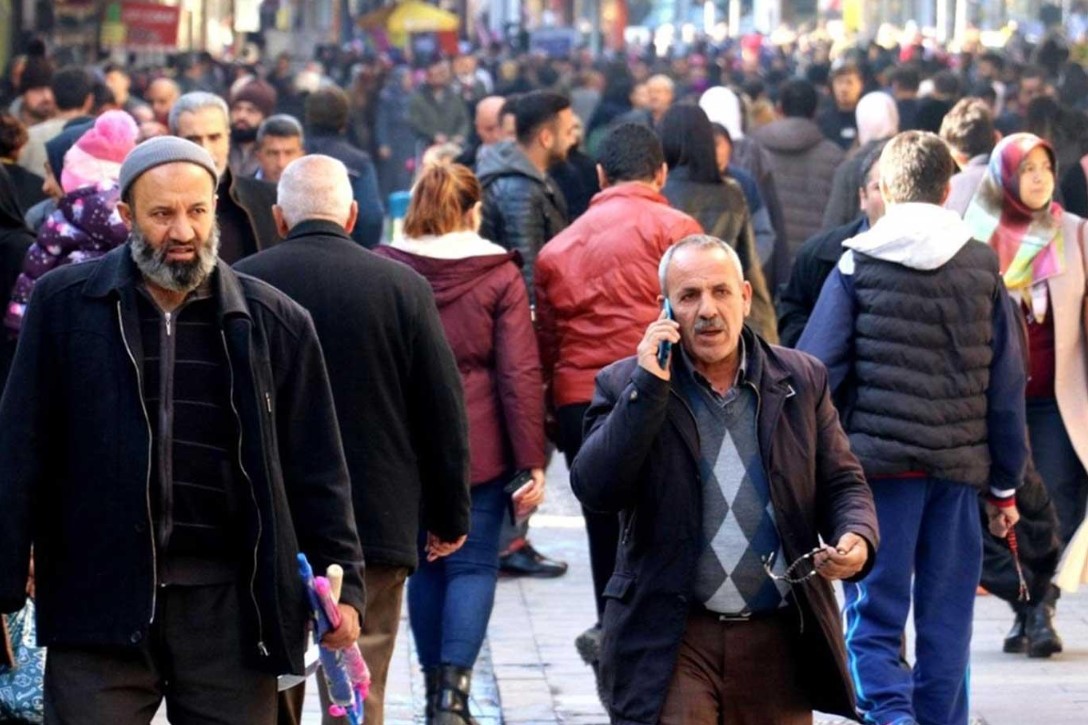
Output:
(761, 547), (825, 585)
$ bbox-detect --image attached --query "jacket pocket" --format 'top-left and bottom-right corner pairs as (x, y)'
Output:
(602, 572), (636, 603)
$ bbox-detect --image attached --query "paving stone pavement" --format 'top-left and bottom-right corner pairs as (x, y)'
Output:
(156, 455), (1088, 724)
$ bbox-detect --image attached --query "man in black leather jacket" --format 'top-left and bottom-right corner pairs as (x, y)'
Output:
(477, 90), (573, 295)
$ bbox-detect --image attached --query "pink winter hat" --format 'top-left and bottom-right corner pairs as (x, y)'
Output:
(61, 110), (139, 193)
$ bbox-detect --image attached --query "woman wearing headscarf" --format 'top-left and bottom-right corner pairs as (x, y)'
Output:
(657, 104), (777, 342)
(699, 85), (788, 288)
(375, 66), (419, 197)
(821, 91), (899, 230)
(4, 110), (136, 333)
(0, 164), (33, 387)
(965, 132), (1088, 658)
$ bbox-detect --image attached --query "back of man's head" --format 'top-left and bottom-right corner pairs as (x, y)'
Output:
(305, 87), (350, 134)
(778, 79), (818, 119)
(514, 90), (570, 146)
(888, 66), (921, 95)
(879, 130), (956, 205)
(276, 154), (354, 229)
(939, 98), (996, 160)
(52, 66), (93, 112)
(598, 123), (664, 184)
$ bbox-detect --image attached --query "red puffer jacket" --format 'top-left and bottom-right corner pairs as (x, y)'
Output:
(534, 184), (704, 408)
(377, 233), (546, 485)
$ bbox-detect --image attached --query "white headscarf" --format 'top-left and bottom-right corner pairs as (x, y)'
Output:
(855, 92), (900, 146)
(699, 86), (745, 140)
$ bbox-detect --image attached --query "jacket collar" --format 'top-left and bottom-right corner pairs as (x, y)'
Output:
(590, 182), (670, 207)
(82, 243), (251, 319)
(284, 218), (355, 244)
(738, 325), (792, 395)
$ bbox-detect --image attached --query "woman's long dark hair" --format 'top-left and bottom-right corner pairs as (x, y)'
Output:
(657, 104), (722, 184)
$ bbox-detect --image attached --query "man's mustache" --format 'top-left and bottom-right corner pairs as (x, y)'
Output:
(694, 318), (725, 333)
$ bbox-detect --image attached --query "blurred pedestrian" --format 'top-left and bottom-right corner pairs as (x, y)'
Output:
(375, 67), (418, 196)
(378, 162), (546, 724)
(0, 165), (32, 387)
(237, 155), (471, 725)
(254, 115), (305, 184)
(0, 112), (46, 213)
(228, 78), (277, 177)
(821, 91), (898, 230)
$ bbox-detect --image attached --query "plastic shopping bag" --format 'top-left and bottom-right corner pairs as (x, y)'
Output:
(0, 600), (45, 723)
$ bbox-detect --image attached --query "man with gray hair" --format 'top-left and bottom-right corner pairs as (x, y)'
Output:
(254, 114), (305, 183)
(570, 233), (878, 724)
(234, 155), (471, 725)
(0, 137), (365, 722)
(169, 90), (280, 262)
(799, 130), (1027, 725)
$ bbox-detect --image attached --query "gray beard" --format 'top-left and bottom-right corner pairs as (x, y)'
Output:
(129, 223), (221, 294)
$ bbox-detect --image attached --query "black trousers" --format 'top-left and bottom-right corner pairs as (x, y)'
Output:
(558, 402), (619, 622)
(44, 582), (277, 725)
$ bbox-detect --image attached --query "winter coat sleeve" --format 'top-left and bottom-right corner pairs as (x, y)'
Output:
(777, 240), (826, 347)
(796, 265), (856, 395)
(349, 161), (385, 249)
(985, 288), (1028, 496)
(275, 309), (367, 617)
(751, 204), (776, 266)
(821, 159), (861, 232)
(809, 357), (879, 581)
(0, 282), (52, 613)
(533, 256), (558, 409)
(570, 365), (670, 514)
(484, 178), (548, 283)
(493, 268), (546, 471)
(406, 286), (472, 543)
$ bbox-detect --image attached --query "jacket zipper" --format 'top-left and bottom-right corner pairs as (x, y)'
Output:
(118, 301), (158, 624)
(744, 380), (805, 634)
(164, 311), (172, 337)
(221, 330), (269, 657)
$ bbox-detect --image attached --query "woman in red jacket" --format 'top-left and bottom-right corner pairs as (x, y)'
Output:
(376, 162), (547, 724)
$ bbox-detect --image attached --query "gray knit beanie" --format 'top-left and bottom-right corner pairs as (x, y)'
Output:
(119, 136), (219, 200)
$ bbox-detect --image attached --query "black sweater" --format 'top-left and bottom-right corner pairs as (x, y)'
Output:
(234, 221), (471, 570)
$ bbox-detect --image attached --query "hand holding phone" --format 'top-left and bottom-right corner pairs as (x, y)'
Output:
(637, 301), (680, 381)
(656, 299), (674, 370)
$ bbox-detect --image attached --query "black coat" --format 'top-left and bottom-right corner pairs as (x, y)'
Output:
(0, 246), (365, 676)
(570, 328), (879, 724)
(234, 221), (471, 568)
(777, 216), (867, 347)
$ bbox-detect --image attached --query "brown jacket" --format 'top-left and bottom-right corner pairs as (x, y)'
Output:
(571, 327), (879, 723)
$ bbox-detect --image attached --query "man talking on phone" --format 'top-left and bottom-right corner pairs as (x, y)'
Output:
(570, 234), (879, 724)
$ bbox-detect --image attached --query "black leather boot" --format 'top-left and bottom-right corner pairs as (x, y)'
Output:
(423, 667), (440, 723)
(433, 665), (479, 725)
(1026, 586), (1063, 658)
(1003, 609), (1028, 653)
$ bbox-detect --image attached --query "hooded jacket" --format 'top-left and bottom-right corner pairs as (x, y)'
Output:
(5, 182), (128, 333)
(477, 141), (568, 293)
(798, 203), (1028, 492)
(377, 232), (546, 484)
(752, 117), (845, 282)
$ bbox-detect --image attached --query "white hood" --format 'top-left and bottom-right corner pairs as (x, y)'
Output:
(390, 231), (507, 260)
(840, 203), (973, 273)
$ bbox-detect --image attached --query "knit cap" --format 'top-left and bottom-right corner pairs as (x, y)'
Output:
(61, 110), (139, 193)
(230, 78), (277, 118)
(118, 136), (219, 200)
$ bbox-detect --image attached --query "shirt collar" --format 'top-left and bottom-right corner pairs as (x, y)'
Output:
(678, 334), (747, 398)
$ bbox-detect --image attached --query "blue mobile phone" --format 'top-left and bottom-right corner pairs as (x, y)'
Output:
(657, 299), (673, 369)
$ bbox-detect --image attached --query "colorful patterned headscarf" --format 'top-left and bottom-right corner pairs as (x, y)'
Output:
(964, 133), (1064, 319)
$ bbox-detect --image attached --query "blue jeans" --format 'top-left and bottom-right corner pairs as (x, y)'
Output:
(1027, 398), (1088, 545)
(843, 478), (981, 725)
(407, 479), (506, 669)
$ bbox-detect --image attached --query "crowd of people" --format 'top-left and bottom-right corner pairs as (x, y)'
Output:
(2, 19), (1088, 725)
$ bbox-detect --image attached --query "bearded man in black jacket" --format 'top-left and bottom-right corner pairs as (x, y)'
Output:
(235, 154), (471, 725)
(0, 137), (364, 723)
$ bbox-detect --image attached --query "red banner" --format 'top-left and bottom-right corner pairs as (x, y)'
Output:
(121, 2), (181, 47)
